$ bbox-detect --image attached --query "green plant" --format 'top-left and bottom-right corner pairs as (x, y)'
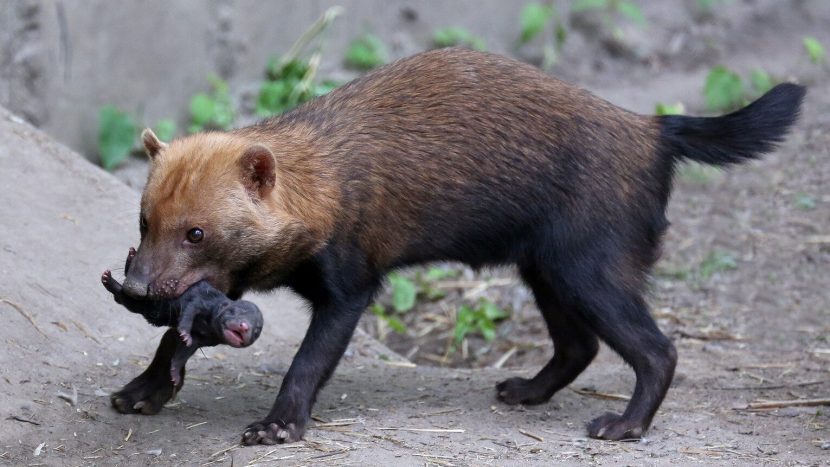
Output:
(98, 105), (137, 171)
(417, 266), (460, 300)
(803, 36), (825, 64)
(388, 273), (418, 313)
(257, 8), (343, 117)
(749, 69), (774, 96)
(703, 66), (780, 112)
(655, 264), (690, 281)
(517, 2), (567, 69)
(188, 75), (234, 133)
(655, 102), (685, 116)
(258, 59), (315, 116)
(370, 304), (407, 335)
(152, 119), (177, 143)
(97, 106), (178, 170)
(345, 32), (388, 71)
(432, 26), (486, 51)
(454, 299), (509, 347)
(794, 193), (816, 211)
(520, 3), (555, 43)
(258, 61), (341, 117)
(572, 0), (646, 29)
(698, 250), (737, 280)
(703, 65), (744, 112)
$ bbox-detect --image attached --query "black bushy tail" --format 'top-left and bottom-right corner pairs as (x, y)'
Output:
(660, 83), (806, 166)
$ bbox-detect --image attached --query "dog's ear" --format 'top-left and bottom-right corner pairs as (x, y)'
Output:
(141, 128), (168, 159)
(239, 144), (277, 199)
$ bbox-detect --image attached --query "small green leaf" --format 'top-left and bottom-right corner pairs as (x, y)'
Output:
(479, 321), (497, 342)
(794, 193), (816, 211)
(389, 273), (418, 313)
(314, 80), (341, 97)
(188, 75), (234, 133)
(519, 3), (555, 44)
(617, 1), (646, 25)
(345, 33), (388, 71)
(452, 300), (509, 347)
(454, 305), (474, 346)
(699, 251), (737, 280)
(433, 27), (486, 51)
(480, 300), (509, 321)
(554, 21), (568, 47)
(803, 36), (825, 64)
(424, 267), (458, 282)
(749, 69), (774, 96)
(571, 0), (608, 12)
(279, 59), (311, 81)
(98, 105), (136, 171)
(189, 94), (214, 128)
(256, 80), (292, 116)
(384, 316), (407, 334)
(655, 102), (685, 116)
(370, 303), (386, 316)
(152, 119), (176, 143)
(703, 65), (744, 112)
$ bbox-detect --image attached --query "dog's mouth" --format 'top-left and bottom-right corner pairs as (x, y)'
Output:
(222, 320), (251, 348)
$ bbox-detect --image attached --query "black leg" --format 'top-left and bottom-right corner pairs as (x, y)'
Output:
(241, 285), (377, 445)
(557, 248), (677, 441)
(169, 340), (200, 387)
(497, 263), (599, 405)
(111, 328), (183, 415)
(581, 291), (676, 440)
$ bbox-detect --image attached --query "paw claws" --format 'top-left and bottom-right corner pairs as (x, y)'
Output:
(178, 330), (193, 346)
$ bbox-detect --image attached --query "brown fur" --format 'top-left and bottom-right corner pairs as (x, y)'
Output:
(114, 48), (803, 445)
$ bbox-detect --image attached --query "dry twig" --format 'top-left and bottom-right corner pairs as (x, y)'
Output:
(70, 318), (102, 345)
(742, 398), (830, 410)
(716, 379), (828, 391)
(1, 298), (47, 337)
(376, 427), (465, 433)
(518, 428), (544, 442)
(492, 346), (518, 369)
(571, 387), (631, 401)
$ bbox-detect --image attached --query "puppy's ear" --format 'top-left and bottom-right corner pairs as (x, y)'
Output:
(239, 145), (277, 199)
(141, 128), (168, 159)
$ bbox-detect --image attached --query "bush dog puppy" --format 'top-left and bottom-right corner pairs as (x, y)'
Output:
(103, 248), (262, 393)
(112, 48), (804, 443)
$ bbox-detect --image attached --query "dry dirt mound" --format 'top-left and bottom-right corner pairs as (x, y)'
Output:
(1, 96), (828, 465)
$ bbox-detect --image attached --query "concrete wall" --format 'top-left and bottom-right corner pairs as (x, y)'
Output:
(0, 0), (525, 159)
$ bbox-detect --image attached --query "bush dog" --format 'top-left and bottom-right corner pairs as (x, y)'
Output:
(103, 248), (262, 394)
(112, 48), (804, 443)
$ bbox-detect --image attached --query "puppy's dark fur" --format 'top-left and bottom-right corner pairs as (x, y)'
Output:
(102, 249), (262, 408)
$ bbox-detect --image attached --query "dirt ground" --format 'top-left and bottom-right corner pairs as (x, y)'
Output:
(1, 1), (829, 465)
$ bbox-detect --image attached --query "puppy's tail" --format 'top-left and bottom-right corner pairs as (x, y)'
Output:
(659, 83), (806, 166)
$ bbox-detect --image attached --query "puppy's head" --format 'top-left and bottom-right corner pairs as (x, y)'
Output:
(213, 300), (264, 347)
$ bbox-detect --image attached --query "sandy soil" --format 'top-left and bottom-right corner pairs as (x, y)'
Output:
(1, 1), (828, 465)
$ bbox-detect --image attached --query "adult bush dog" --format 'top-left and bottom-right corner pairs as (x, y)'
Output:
(112, 48), (804, 444)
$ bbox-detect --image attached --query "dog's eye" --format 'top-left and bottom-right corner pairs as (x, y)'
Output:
(139, 215), (148, 237)
(186, 227), (204, 243)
